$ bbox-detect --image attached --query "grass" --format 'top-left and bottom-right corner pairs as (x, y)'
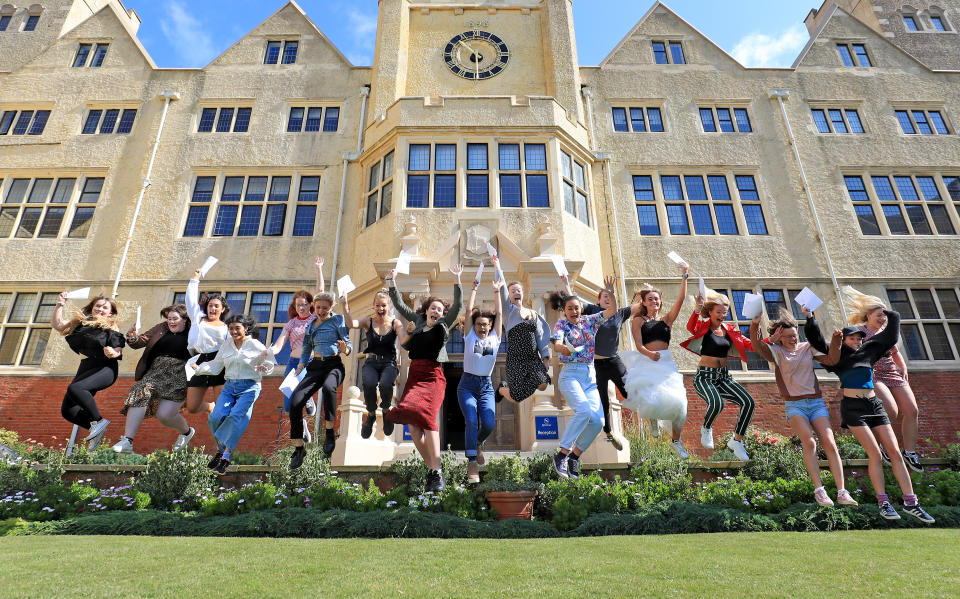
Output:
(2, 530), (958, 598)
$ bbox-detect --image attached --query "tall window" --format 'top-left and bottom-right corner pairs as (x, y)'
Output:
(844, 172), (958, 236)
(611, 106), (664, 133)
(930, 15), (947, 31)
(903, 15), (920, 31)
(560, 150), (590, 226)
(652, 41), (685, 64)
(0, 292), (58, 366)
(0, 109), (50, 136)
(498, 142), (549, 208)
(365, 150), (394, 227)
(82, 108), (137, 134)
(0, 176), (102, 239)
(73, 43), (108, 67)
(810, 107), (865, 133)
(197, 107), (251, 133)
(699, 106), (751, 133)
(0, 15), (11, 31)
(887, 287), (960, 362)
(23, 14), (40, 31)
(286, 106), (339, 133)
(837, 43), (872, 67)
(171, 290), (299, 356)
(895, 108), (951, 135)
(633, 175), (659, 236)
(466, 144), (489, 208)
(265, 40), (299, 65)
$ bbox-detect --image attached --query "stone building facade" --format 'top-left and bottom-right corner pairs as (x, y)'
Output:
(0, 0), (958, 465)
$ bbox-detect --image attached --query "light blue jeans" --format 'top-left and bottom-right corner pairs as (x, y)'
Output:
(209, 378), (260, 451)
(557, 363), (604, 452)
(457, 373), (496, 458)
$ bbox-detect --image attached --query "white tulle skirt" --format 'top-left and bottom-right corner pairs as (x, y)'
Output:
(620, 349), (688, 428)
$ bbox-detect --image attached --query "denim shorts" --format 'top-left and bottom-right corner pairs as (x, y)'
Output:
(784, 397), (829, 423)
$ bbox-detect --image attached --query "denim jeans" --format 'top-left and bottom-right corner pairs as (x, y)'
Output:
(209, 379), (261, 451)
(557, 363), (604, 452)
(457, 373), (496, 458)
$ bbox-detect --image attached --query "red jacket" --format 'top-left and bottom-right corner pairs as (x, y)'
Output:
(680, 312), (753, 361)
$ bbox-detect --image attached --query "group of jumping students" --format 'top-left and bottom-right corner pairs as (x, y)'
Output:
(51, 256), (934, 523)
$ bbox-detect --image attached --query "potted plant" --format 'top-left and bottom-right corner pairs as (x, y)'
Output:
(475, 453), (543, 521)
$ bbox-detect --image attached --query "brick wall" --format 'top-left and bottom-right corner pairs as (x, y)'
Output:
(1, 371), (958, 456)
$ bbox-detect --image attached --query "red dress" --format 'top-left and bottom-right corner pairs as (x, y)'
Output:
(387, 359), (446, 431)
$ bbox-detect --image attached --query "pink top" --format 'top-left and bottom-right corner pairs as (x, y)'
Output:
(768, 342), (822, 397)
(282, 314), (316, 352)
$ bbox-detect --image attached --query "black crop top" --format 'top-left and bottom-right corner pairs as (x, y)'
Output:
(640, 319), (671, 345)
(65, 325), (125, 362)
(700, 330), (732, 358)
(406, 325), (446, 361)
(366, 322), (398, 360)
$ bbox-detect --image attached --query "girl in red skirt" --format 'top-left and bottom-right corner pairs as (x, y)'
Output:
(386, 264), (463, 492)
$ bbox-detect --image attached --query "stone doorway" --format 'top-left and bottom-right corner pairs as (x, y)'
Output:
(439, 360), (519, 451)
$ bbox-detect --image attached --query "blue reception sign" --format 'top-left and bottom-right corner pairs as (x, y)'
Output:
(535, 416), (559, 440)
(402, 425), (412, 441)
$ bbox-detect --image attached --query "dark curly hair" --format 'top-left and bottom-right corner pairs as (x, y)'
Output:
(225, 313), (257, 336)
(199, 292), (231, 320)
(416, 296), (451, 316)
(548, 291), (580, 312)
(470, 308), (498, 328)
(160, 304), (191, 329)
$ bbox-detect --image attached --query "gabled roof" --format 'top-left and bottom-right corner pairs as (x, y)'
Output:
(203, 0), (354, 69)
(59, 1), (158, 69)
(599, 1), (744, 69)
(791, 3), (932, 71)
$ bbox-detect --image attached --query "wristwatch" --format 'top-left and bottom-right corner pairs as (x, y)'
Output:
(681, 273), (689, 279)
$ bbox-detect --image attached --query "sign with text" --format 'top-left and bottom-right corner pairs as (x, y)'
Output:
(535, 416), (559, 440)
(402, 425), (412, 441)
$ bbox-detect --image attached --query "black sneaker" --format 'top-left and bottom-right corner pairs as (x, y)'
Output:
(567, 457), (581, 480)
(902, 450), (924, 473)
(495, 381), (507, 403)
(382, 413), (395, 437)
(606, 433), (624, 451)
(424, 469), (440, 493)
(879, 447), (891, 467)
(435, 470), (446, 493)
(322, 438), (336, 457)
(360, 414), (376, 439)
(903, 504), (935, 523)
(553, 452), (569, 479)
(289, 445), (307, 470)
(879, 501), (901, 520)
(215, 458), (230, 475)
(207, 451), (223, 470)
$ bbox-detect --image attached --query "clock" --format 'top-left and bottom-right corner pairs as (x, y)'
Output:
(443, 31), (509, 80)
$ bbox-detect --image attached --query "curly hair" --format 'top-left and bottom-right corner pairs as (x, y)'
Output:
(469, 307), (498, 329)
(225, 313), (257, 336)
(416, 296), (450, 316)
(842, 285), (886, 325)
(632, 283), (662, 318)
(160, 304), (190, 325)
(199, 292), (231, 320)
(548, 291), (579, 312)
(287, 290), (315, 319)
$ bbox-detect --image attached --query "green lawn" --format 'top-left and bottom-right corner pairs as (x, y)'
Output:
(2, 530), (957, 598)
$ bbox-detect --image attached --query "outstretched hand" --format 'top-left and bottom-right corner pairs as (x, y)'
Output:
(449, 264), (463, 280)
(192, 268), (203, 281)
(315, 257), (324, 269)
(603, 275), (616, 292)
(800, 305), (813, 319)
(492, 279), (504, 291)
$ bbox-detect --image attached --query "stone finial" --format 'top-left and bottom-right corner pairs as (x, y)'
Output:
(536, 214), (559, 257)
(400, 214), (421, 256)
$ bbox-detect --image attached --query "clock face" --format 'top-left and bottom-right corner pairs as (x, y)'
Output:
(443, 31), (509, 80)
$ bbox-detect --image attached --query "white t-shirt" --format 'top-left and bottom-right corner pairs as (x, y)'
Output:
(463, 329), (499, 376)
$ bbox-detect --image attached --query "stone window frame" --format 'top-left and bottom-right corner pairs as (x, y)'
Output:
(885, 286), (960, 365)
(80, 102), (139, 135)
(195, 101), (254, 134)
(630, 171), (769, 238)
(181, 170), (322, 238)
(264, 38), (300, 65)
(651, 39), (686, 65)
(0, 5), (13, 32)
(843, 170), (960, 237)
(807, 101), (867, 134)
(891, 104), (953, 136)
(363, 148), (394, 228)
(696, 102), (753, 134)
(835, 41), (872, 67)
(924, 9), (951, 32)
(171, 289), (299, 362)
(497, 141), (550, 209)
(610, 104), (666, 133)
(560, 149), (590, 227)
(0, 173), (104, 239)
(0, 107), (51, 136)
(22, 4), (41, 32)
(285, 101), (341, 133)
(0, 290), (58, 368)
(72, 41), (109, 68)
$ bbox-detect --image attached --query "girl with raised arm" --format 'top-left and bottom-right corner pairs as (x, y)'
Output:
(550, 276), (619, 479)
(50, 293), (125, 449)
(490, 254), (551, 403)
(112, 304), (194, 454)
(621, 262), (690, 458)
(749, 307), (855, 507)
(287, 291), (352, 466)
(385, 265), (463, 492)
(681, 288), (755, 460)
(458, 273), (504, 483)
(844, 286), (923, 472)
(558, 273), (639, 451)
(342, 288), (403, 439)
(810, 309), (934, 522)
(269, 257), (326, 444)
(192, 313), (275, 474)
(184, 268), (230, 414)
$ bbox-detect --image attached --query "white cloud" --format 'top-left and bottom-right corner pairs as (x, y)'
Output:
(159, 1), (219, 67)
(342, 7), (377, 65)
(732, 23), (808, 68)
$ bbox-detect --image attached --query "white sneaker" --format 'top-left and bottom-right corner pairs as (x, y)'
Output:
(726, 438), (749, 461)
(836, 489), (859, 506)
(814, 486), (834, 507)
(302, 420), (312, 444)
(700, 426), (714, 450)
(84, 418), (110, 441)
(305, 398), (317, 418)
(111, 437), (133, 454)
(648, 419), (660, 438)
(172, 427), (196, 452)
(670, 440), (689, 459)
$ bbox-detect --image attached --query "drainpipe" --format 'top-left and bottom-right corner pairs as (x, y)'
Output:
(110, 91), (180, 298)
(330, 85), (370, 294)
(769, 90), (846, 319)
(582, 85), (598, 151)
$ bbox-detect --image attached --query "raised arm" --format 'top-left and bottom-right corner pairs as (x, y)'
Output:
(340, 293), (367, 330)
(270, 322), (290, 356)
(465, 278), (479, 331)
(50, 292), (73, 333)
(491, 255), (510, 307)
(298, 324), (314, 370)
(600, 275), (618, 319)
(802, 310), (829, 355)
(814, 330), (843, 367)
(664, 263), (690, 326)
(862, 310), (901, 363)
(185, 270), (204, 324)
(127, 323), (163, 350)
(386, 269), (417, 322)
(442, 264), (464, 329)
(492, 279), (504, 338)
(315, 257), (325, 295)
(749, 316), (775, 363)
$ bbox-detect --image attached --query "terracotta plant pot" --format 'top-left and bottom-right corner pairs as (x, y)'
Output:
(484, 490), (538, 521)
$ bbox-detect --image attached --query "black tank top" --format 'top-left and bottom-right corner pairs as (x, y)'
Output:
(366, 321), (397, 360)
(700, 330), (732, 358)
(640, 319), (671, 345)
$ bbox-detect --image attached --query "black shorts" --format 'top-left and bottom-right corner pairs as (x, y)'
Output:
(840, 395), (890, 429)
(187, 351), (227, 389)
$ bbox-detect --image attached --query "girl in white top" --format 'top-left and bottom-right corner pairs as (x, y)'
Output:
(193, 313), (275, 474)
(185, 267), (230, 414)
(457, 275), (504, 484)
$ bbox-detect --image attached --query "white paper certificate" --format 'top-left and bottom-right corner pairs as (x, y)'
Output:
(474, 262), (485, 284)
(135, 306), (142, 332)
(65, 287), (90, 300)
(279, 367), (306, 394)
(793, 287), (823, 313)
(667, 251), (688, 267)
(550, 255), (568, 277)
(395, 250), (411, 275)
(742, 293), (764, 319)
(199, 256), (219, 277)
(184, 354), (200, 382)
(336, 275), (356, 297)
(486, 242), (497, 257)
(698, 276), (707, 300)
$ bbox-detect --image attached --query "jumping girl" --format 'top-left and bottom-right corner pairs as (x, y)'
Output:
(185, 268), (230, 414)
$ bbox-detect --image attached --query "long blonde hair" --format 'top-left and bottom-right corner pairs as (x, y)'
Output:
(699, 287), (730, 319)
(843, 285), (886, 325)
(632, 283), (662, 318)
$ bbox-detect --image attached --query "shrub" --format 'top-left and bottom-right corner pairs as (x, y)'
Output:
(715, 428), (807, 481)
(693, 473), (814, 513)
(629, 437), (692, 496)
(938, 433), (960, 470)
(133, 449), (216, 512)
(265, 445), (332, 495)
(386, 450), (466, 496)
(0, 455), (64, 495)
(68, 444), (148, 465)
(1, 483), (149, 521)
(835, 434), (868, 460)
(407, 485), (492, 521)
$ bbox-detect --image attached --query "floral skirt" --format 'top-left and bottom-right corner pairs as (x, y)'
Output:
(122, 356), (188, 417)
(873, 356), (907, 388)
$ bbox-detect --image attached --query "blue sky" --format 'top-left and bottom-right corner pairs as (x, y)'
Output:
(125, 0), (819, 68)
